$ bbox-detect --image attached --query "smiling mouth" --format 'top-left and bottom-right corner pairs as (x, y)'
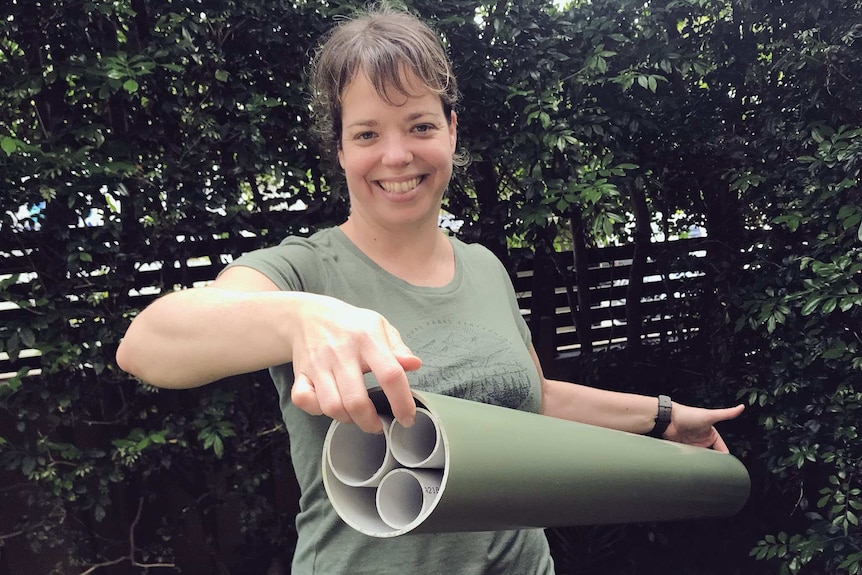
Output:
(377, 176), (424, 194)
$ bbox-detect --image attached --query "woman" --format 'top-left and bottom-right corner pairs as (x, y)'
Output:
(116, 5), (744, 574)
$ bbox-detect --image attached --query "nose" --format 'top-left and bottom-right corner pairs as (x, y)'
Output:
(381, 134), (413, 167)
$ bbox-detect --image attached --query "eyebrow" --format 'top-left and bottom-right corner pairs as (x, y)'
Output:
(344, 111), (440, 130)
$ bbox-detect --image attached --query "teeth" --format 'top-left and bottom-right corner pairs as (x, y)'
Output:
(379, 177), (421, 194)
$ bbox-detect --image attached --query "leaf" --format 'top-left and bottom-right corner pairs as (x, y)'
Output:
(211, 435), (224, 458)
(19, 327), (36, 348)
(1, 136), (18, 155)
(822, 344), (846, 359)
(123, 79), (139, 93)
(6, 332), (20, 361)
(800, 297), (822, 316)
(21, 455), (36, 476)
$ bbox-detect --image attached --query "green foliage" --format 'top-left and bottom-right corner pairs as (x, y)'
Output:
(0, 0), (321, 570)
(724, 1), (862, 572)
(1, 0), (860, 572)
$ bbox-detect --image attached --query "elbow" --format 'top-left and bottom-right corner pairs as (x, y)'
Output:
(539, 378), (553, 417)
(115, 326), (164, 386)
(115, 330), (205, 390)
(115, 338), (134, 376)
(115, 335), (148, 383)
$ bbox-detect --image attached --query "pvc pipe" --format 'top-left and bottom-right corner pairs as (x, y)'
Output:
(324, 472), (391, 534)
(388, 408), (445, 468)
(376, 468), (444, 530)
(326, 415), (397, 487)
(322, 389), (750, 538)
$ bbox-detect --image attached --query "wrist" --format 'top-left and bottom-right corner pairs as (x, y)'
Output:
(647, 394), (672, 438)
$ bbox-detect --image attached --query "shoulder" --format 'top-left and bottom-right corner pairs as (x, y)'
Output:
(247, 227), (347, 262)
(450, 236), (499, 262)
(450, 236), (510, 275)
(275, 227), (340, 251)
(225, 228), (344, 291)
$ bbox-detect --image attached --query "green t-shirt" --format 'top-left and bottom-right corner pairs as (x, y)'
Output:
(227, 227), (555, 575)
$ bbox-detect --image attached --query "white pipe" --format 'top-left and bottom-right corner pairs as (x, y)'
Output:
(323, 467), (394, 535)
(376, 468), (444, 530)
(388, 407), (445, 468)
(326, 415), (397, 487)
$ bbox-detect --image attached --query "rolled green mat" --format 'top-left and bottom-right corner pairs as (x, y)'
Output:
(322, 388), (750, 538)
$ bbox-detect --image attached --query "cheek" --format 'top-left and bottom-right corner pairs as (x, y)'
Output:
(339, 149), (375, 181)
(339, 148), (358, 173)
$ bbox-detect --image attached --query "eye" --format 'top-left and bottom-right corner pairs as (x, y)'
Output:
(412, 123), (436, 134)
(356, 131), (376, 141)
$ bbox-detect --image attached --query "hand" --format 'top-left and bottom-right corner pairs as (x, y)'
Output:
(663, 403), (745, 453)
(288, 295), (421, 433)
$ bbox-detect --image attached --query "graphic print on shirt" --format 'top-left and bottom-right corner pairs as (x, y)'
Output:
(404, 319), (533, 410)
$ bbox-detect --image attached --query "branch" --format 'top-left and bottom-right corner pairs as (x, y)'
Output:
(256, 423), (284, 437)
(0, 529), (25, 542)
(483, 0), (509, 48)
(75, 498), (176, 575)
(76, 556), (127, 575)
(31, 99), (50, 139)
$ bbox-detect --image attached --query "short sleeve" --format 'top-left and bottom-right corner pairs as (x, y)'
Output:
(219, 235), (329, 293)
(494, 255), (532, 347)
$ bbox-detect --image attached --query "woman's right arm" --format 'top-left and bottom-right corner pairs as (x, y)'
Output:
(116, 266), (295, 389)
(115, 266), (420, 432)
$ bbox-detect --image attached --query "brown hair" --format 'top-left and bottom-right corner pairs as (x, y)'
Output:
(309, 3), (463, 163)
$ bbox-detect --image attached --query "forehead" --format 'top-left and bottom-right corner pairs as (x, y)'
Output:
(341, 69), (441, 114)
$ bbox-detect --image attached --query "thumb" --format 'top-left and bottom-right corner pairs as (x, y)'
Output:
(291, 373), (323, 415)
(712, 403), (745, 424)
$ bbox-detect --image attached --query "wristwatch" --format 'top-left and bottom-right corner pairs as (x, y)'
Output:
(647, 394), (672, 438)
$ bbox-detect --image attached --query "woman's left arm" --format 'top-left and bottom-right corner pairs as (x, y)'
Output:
(530, 345), (744, 453)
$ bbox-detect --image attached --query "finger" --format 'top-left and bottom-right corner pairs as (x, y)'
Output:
(386, 327), (423, 371)
(291, 373), (323, 416)
(396, 353), (423, 372)
(368, 357), (416, 427)
(332, 363), (384, 434)
(363, 324), (416, 427)
(710, 429), (730, 453)
(301, 370), (358, 425)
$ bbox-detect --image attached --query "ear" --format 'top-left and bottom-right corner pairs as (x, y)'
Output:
(448, 111), (458, 151)
(337, 145), (345, 170)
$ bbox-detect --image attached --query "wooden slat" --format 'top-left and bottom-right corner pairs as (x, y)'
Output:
(1, 235), (710, 377)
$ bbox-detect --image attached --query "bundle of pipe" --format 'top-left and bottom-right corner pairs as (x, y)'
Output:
(322, 388), (750, 538)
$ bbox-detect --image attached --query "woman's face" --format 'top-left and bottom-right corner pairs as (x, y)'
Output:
(337, 70), (457, 232)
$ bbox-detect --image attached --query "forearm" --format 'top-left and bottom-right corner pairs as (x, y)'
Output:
(540, 378), (660, 434)
(116, 287), (308, 388)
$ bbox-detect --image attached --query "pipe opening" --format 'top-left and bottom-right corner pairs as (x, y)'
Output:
(377, 469), (441, 529)
(327, 416), (396, 486)
(389, 408), (443, 468)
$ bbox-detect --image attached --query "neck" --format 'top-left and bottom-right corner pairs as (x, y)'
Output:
(339, 216), (454, 287)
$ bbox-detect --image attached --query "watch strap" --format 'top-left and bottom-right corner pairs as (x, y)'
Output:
(647, 394), (672, 438)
